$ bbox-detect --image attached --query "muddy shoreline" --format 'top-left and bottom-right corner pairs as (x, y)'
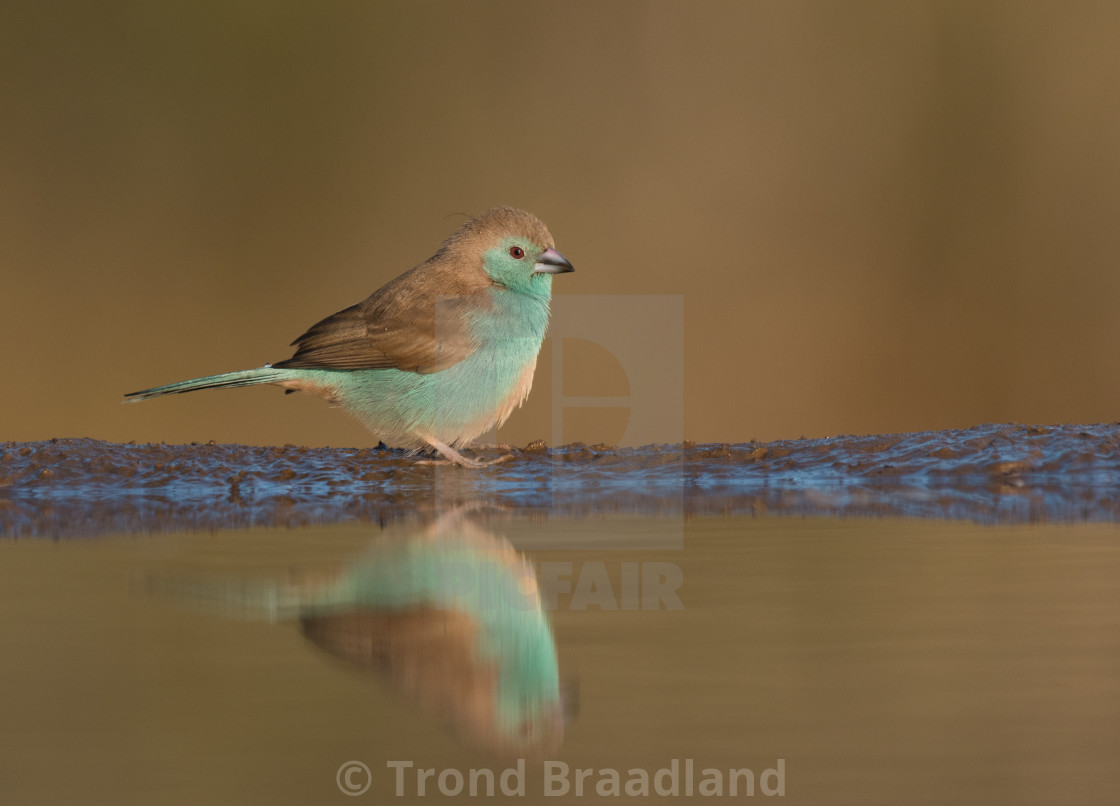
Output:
(3, 422), (1120, 536)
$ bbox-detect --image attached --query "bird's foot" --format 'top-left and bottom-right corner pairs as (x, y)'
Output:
(418, 435), (513, 469)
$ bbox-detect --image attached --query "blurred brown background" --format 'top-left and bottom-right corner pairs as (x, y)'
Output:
(3, 1), (1119, 448)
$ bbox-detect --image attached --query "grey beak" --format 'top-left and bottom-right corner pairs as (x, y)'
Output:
(533, 248), (575, 274)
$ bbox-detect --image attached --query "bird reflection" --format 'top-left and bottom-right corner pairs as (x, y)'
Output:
(149, 508), (566, 757)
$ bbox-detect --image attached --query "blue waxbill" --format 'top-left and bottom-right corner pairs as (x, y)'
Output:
(126, 208), (574, 467)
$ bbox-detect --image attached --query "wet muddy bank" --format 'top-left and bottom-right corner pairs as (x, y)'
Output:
(3, 422), (1120, 536)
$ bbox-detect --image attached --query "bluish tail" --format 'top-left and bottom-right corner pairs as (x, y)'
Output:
(124, 367), (292, 402)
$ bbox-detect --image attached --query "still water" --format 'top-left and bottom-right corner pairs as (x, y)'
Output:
(2, 432), (1119, 804)
(3, 517), (1119, 804)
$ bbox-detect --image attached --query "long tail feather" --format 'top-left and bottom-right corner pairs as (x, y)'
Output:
(124, 367), (291, 402)
(144, 573), (305, 621)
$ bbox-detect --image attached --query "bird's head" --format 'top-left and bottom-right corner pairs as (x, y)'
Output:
(452, 207), (574, 298)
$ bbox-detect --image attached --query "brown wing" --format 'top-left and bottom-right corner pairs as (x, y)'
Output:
(301, 608), (503, 752)
(273, 255), (493, 374)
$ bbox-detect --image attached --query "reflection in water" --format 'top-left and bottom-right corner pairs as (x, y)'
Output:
(2, 515), (1119, 803)
(152, 510), (565, 758)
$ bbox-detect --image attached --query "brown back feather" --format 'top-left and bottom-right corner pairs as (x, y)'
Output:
(273, 207), (552, 374)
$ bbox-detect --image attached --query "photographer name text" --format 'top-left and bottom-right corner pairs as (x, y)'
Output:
(378, 758), (785, 798)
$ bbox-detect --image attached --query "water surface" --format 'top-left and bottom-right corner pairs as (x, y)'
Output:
(2, 427), (1119, 804)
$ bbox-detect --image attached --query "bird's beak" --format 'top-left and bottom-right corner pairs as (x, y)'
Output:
(533, 248), (575, 274)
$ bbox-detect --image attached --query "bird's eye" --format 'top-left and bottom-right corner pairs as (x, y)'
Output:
(509, 246), (525, 259)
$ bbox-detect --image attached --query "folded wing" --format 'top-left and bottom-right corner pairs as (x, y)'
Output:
(274, 257), (492, 374)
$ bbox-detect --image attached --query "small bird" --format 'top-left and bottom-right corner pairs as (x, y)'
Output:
(298, 514), (566, 757)
(147, 508), (568, 757)
(126, 207), (574, 467)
